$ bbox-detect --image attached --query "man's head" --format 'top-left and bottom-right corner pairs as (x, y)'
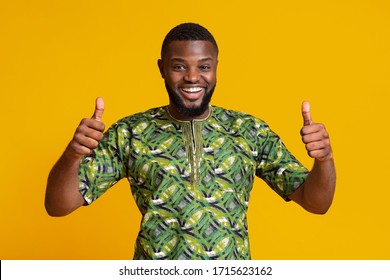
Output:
(161, 23), (219, 58)
(158, 23), (218, 120)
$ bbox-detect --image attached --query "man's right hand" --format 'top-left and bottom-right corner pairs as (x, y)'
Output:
(45, 97), (105, 216)
(67, 97), (105, 158)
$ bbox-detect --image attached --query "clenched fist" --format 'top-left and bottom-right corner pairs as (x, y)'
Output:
(300, 101), (333, 161)
(67, 97), (105, 158)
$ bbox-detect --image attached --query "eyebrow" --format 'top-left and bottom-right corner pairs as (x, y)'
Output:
(171, 57), (213, 63)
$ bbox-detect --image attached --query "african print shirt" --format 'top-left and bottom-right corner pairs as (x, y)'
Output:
(79, 105), (308, 260)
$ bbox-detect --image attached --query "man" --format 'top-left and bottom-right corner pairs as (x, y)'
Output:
(45, 23), (336, 260)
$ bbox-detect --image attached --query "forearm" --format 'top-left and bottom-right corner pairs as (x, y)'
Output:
(45, 146), (86, 217)
(297, 157), (336, 214)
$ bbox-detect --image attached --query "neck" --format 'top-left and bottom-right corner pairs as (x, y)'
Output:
(167, 105), (211, 121)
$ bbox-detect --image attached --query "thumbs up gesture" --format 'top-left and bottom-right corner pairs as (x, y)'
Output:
(300, 101), (333, 161)
(68, 97), (106, 158)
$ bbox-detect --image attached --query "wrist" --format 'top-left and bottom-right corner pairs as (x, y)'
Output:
(314, 153), (334, 169)
(63, 143), (84, 162)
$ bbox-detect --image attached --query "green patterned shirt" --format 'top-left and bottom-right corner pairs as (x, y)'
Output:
(79, 105), (308, 259)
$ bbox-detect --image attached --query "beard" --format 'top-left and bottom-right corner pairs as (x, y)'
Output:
(165, 81), (216, 118)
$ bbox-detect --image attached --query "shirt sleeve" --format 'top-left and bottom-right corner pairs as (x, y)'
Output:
(255, 122), (309, 201)
(78, 121), (131, 204)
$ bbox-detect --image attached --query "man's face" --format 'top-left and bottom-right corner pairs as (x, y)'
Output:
(158, 40), (218, 120)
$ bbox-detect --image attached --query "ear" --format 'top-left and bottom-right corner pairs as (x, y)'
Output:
(157, 59), (165, 79)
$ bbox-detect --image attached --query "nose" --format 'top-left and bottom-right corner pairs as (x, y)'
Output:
(184, 67), (200, 83)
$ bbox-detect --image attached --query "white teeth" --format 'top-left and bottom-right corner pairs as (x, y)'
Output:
(182, 87), (202, 93)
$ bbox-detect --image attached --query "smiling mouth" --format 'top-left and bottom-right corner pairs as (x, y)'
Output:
(179, 87), (205, 101)
(181, 87), (203, 93)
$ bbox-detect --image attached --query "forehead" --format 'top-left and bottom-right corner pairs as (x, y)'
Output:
(163, 40), (218, 61)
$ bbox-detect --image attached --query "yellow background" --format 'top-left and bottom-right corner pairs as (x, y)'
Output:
(1, 0), (389, 259)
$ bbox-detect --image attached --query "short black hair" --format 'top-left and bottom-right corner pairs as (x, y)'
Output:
(161, 23), (218, 57)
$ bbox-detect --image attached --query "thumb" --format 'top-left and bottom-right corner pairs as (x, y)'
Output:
(302, 101), (312, 126)
(92, 97), (104, 121)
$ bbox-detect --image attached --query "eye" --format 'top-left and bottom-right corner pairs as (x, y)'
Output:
(172, 65), (186, 71)
(199, 65), (211, 71)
